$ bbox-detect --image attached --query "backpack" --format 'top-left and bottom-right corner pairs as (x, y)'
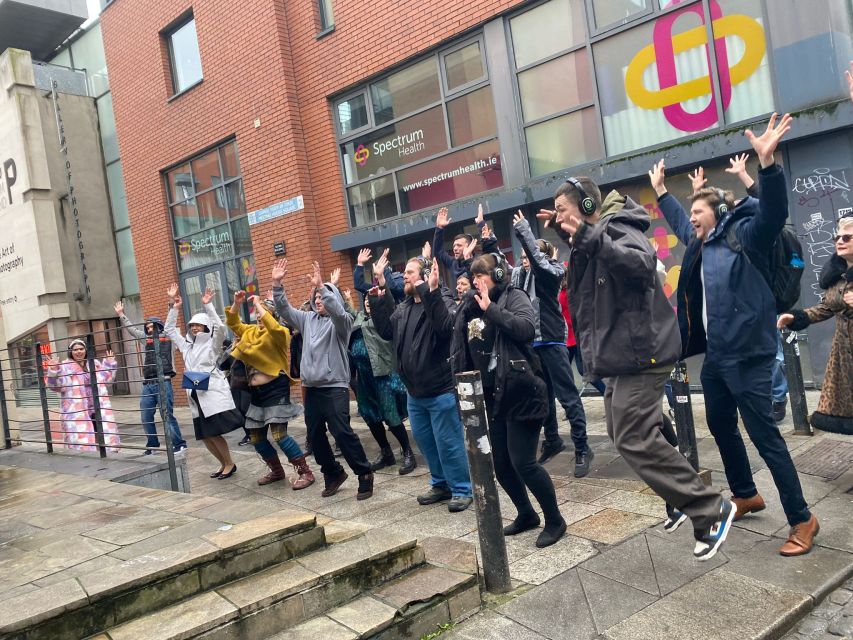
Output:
(725, 223), (805, 314)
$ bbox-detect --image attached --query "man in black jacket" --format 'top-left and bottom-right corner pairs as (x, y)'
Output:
(540, 177), (733, 561)
(369, 253), (473, 512)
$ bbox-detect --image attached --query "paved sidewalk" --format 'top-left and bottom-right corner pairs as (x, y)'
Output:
(4, 389), (853, 639)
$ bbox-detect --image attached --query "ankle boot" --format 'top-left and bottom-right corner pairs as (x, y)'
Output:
(289, 455), (315, 490)
(258, 456), (286, 486)
(370, 446), (396, 471)
(398, 448), (417, 475)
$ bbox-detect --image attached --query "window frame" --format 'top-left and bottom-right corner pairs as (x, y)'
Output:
(440, 36), (490, 96)
(318, 0), (335, 33)
(164, 13), (203, 97)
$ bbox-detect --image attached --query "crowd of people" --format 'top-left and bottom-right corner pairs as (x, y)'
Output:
(47, 82), (853, 558)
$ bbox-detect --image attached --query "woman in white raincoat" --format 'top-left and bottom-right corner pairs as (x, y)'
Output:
(165, 284), (242, 479)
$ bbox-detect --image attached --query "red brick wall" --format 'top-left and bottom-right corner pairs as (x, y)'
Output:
(100, 0), (525, 322)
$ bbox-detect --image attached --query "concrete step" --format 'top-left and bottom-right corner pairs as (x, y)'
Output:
(264, 562), (481, 640)
(3, 510), (324, 640)
(102, 529), (426, 640)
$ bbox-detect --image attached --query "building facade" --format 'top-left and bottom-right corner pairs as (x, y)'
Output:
(101, 0), (853, 384)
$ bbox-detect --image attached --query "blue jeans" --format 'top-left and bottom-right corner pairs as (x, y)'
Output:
(407, 392), (471, 497)
(537, 344), (589, 452)
(771, 331), (788, 403)
(141, 381), (186, 450)
(701, 357), (810, 526)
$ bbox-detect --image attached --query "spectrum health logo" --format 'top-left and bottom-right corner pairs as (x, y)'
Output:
(354, 144), (370, 167)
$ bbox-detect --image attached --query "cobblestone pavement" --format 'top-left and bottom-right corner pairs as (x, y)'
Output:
(783, 577), (853, 639)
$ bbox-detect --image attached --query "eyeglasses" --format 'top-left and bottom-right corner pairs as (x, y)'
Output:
(835, 233), (853, 243)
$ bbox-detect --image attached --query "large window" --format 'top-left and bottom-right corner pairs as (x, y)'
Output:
(166, 15), (203, 95)
(334, 37), (502, 227)
(165, 141), (257, 318)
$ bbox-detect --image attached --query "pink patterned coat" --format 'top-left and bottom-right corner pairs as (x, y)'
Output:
(46, 358), (120, 452)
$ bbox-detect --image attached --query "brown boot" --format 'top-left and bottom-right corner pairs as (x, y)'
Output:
(258, 456), (286, 486)
(779, 514), (819, 557)
(731, 494), (766, 521)
(289, 455), (315, 490)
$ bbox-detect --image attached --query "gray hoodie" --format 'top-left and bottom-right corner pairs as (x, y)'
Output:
(274, 282), (352, 389)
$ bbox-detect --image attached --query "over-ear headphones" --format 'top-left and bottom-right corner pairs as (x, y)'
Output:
(490, 252), (509, 283)
(713, 188), (729, 220)
(566, 177), (596, 216)
(412, 256), (432, 279)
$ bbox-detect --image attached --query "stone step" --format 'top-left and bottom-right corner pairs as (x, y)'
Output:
(264, 562), (481, 640)
(3, 510), (324, 640)
(102, 529), (425, 640)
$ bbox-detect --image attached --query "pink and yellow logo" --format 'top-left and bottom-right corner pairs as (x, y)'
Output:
(624, 0), (766, 132)
(354, 144), (370, 167)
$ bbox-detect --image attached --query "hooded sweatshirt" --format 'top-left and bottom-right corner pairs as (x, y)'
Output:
(274, 282), (352, 388)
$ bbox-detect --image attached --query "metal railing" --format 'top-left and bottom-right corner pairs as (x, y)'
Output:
(0, 321), (181, 491)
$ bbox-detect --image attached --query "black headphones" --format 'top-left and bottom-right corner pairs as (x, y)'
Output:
(490, 252), (509, 283)
(713, 188), (730, 220)
(566, 177), (597, 216)
(412, 256), (432, 279)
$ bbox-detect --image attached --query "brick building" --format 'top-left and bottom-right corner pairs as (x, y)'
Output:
(101, 0), (853, 384)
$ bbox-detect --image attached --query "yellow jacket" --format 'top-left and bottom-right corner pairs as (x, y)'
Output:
(225, 307), (295, 381)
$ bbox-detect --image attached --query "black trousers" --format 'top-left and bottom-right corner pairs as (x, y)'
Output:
(304, 387), (371, 477)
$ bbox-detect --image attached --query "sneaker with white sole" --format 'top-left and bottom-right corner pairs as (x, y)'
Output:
(693, 499), (735, 561)
(663, 507), (687, 533)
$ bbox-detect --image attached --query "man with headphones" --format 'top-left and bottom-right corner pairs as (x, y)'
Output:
(511, 211), (592, 476)
(650, 112), (818, 557)
(539, 172), (733, 561)
(368, 252), (473, 512)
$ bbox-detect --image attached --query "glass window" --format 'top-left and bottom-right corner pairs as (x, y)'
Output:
(105, 162), (129, 230)
(168, 17), (203, 94)
(220, 142), (240, 181)
(231, 216), (253, 255)
(319, 0), (334, 30)
(526, 108), (603, 177)
(222, 179), (246, 216)
(340, 106), (448, 183)
(518, 50), (594, 122)
(167, 163), (194, 203)
(50, 49), (71, 68)
(447, 87), (497, 147)
(371, 58), (441, 125)
(116, 228), (140, 295)
(172, 200), (202, 237)
(96, 93), (119, 163)
(182, 269), (226, 318)
(347, 176), (398, 226)
(767, 0), (853, 113)
(591, 0), (649, 30)
(510, 0), (586, 69)
(176, 223), (235, 271)
(397, 139), (503, 214)
(70, 24), (109, 97)
(336, 94), (369, 135)
(594, 5), (714, 157)
(195, 189), (229, 228)
(191, 149), (221, 194)
(444, 42), (485, 91)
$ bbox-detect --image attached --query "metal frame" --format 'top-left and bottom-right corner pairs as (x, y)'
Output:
(165, 14), (202, 96)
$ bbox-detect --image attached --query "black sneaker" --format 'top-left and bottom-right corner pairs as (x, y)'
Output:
(538, 439), (566, 464)
(356, 472), (374, 501)
(238, 435), (251, 446)
(370, 446), (396, 471)
(448, 496), (473, 512)
(663, 507), (687, 533)
(417, 486), (452, 505)
(772, 399), (787, 423)
(693, 500), (735, 561)
(398, 449), (417, 475)
(574, 448), (594, 478)
(143, 449), (154, 456)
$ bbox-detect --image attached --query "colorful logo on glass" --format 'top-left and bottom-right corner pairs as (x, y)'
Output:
(354, 144), (370, 167)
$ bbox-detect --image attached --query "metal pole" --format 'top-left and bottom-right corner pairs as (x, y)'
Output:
(670, 360), (700, 472)
(85, 334), (107, 458)
(152, 323), (180, 492)
(0, 355), (11, 449)
(455, 371), (511, 595)
(781, 330), (812, 436)
(35, 342), (54, 454)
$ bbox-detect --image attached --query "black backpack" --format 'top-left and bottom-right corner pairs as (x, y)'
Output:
(725, 223), (805, 313)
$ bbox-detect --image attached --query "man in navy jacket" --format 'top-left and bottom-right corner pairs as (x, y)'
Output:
(650, 113), (818, 557)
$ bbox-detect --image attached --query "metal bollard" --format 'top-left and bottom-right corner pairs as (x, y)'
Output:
(34, 342), (54, 454)
(455, 371), (512, 595)
(780, 330), (812, 436)
(152, 323), (180, 491)
(670, 360), (700, 472)
(85, 334), (108, 458)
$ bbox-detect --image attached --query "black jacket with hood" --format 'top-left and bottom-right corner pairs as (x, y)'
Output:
(562, 190), (682, 378)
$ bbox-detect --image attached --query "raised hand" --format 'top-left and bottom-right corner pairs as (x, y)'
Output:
(342, 288), (353, 306)
(167, 283), (179, 299)
(481, 223), (491, 239)
(428, 259), (439, 291)
(250, 295), (265, 317)
(271, 258), (288, 285)
(373, 253), (389, 286)
(201, 287), (215, 305)
(537, 208), (556, 229)
(475, 203), (484, 225)
(436, 207), (451, 229)
(462, 238), (478, 260)
(777, 313), (794, 329)
(330, 267), (341, 286)
(560, 212), (583, 238)
(357, 248), (372, 266)
(105, 350), (114, 359)
(45, 358), (61, 368)
(512, 210), (525, 226)
(233, 290), (247, 305)
(113, 300), (124, 316)
(474, 279), (491, 311)
(745, 112), (792, 168)
(648, 160), (667, 196)
(725, 153), (749, 177)
(421, 241), (431, 259)
(847, 61), (853, 103)
(308, 261), (323, 288)
(688, 166), (707, 194)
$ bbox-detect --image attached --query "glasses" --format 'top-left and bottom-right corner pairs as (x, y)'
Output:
(835, 233), (853, 243)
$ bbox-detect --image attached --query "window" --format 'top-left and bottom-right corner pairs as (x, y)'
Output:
(167, 16), (203, 94)
(509, 0), (586, 68)
(334, 37), (502, 226)
(319, 0), (334, 31)
(590, 0), (651, 31)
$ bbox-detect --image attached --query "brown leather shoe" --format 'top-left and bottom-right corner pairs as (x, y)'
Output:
(731, 494), (766, 521)
(321, 470), (348, 497)
(779, 514), (819, 557)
